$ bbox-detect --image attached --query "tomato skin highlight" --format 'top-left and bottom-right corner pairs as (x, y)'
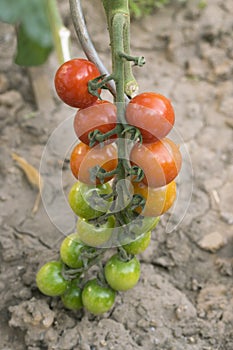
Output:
(133, 180), (177, 217)
(126, 92), (175, 143)
(60, 233), (85, 269)
(74, 100), (117, 146)
(70, 142), (118, 185)
(54, 58), (101, 109)
(61, 279), (83, 310)
(130, 138), (182, 188)
(104, 254), (140, 291)
(123, 231), (151, 255)
(77, 216), (115, 247)
(36, 261), (69, 297)
(68, 181), (112, 220)
(82, 279), (116, 315)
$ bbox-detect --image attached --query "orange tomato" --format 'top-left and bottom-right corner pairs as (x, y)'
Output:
(70, 142), (117, 185)
(130, 138), (182, 188)
(133, 180), (176, 217)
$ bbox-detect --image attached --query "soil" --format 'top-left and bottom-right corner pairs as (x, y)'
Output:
(0, 0), (233, 349)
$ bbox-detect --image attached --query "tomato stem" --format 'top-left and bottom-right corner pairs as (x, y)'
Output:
(88, 74), (115, 96)
(61, 248), (106, 280)
(101, 0), (145, 223)
(119, 52), (146, 67)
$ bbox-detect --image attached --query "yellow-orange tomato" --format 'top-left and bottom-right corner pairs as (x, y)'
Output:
(133, 180), (176, 217)
(70, 142), (117, 185)
(130, 138), (182, 188)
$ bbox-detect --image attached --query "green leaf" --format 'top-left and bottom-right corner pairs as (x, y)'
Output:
(0, 0), (53, 66)
(22, 0), (53, 47)
(0, 0), (53, 46)
(15, 25), (52, 66)
(0, 0), (25, 23)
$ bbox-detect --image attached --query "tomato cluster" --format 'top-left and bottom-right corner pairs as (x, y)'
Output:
(36, 58), (182, 315)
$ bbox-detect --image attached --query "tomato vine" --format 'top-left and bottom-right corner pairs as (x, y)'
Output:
(36, 0), (182, 315)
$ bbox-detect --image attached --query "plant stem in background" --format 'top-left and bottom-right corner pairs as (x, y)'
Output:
(46, 0), (71, 63)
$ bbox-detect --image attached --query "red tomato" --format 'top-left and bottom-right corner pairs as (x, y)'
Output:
(130, 138), (182, 188)
(70, 142), (118, 185)
(126, 92), (175, 143)
(133, 180), (177, 216)
(74, 100), (117, 145)
(54, 58), (101, 109)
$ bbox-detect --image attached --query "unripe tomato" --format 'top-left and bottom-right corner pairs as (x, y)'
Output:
(68, 181), (112, 220)
(60, 233), (85, 269)
(133, 180), (177, 217)
(70, 142), (118, 185)
(126, 92), (175, 143)
(123, 231), (151, 255)
(36, 261), (69, 296)
(61, 279), (83, 310)
(74, 100), (117, 146)
(130, 138), (182, 188)
(125, 216), (159, 235)
(54, 58), (101, 109)
(116, 216), (159, 246)
(82, 279), (116, 315)
(104, 254), (140, 291)
(77, 216), (115, 247)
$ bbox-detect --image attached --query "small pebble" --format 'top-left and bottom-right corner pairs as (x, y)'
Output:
(198, 232), (226, 252)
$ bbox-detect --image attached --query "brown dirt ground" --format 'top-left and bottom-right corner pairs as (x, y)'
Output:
(0, 0), (233, 349)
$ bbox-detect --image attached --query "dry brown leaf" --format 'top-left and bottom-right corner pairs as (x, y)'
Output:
(11, 152), (43, 189)
(12, 152), (43, 214)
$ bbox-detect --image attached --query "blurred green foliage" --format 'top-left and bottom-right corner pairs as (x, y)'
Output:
(0, 0), (53, 66)
(129, 0), (188, 18)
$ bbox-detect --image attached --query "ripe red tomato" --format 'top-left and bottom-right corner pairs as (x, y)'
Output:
(70, 142), (118, 185)
(133, 180), (177, 217)
(74, 100), (117, 145)
(130, 138), (182, 188)
(126, 92), (175, 143)
(54, 58), (101, 109)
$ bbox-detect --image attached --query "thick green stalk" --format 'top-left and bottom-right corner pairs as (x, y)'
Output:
(102, 0), (136, 213)
(102, 0), (138, 98)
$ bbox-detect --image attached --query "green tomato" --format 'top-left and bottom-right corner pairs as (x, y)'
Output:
(61, 279), (83, 310)
(60, 233), (85, 268)
(104, 254), (140, 291)
(36, 261), (69, 296)
(116, 216), (159, 246)
(123, 230), (151, 255)
(82, 279), (116, 315)
(148, 216), (160, 230)
(77, 216), (114, 247)
(127, 216), (159, 235)
(68, 181), (112, 220)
